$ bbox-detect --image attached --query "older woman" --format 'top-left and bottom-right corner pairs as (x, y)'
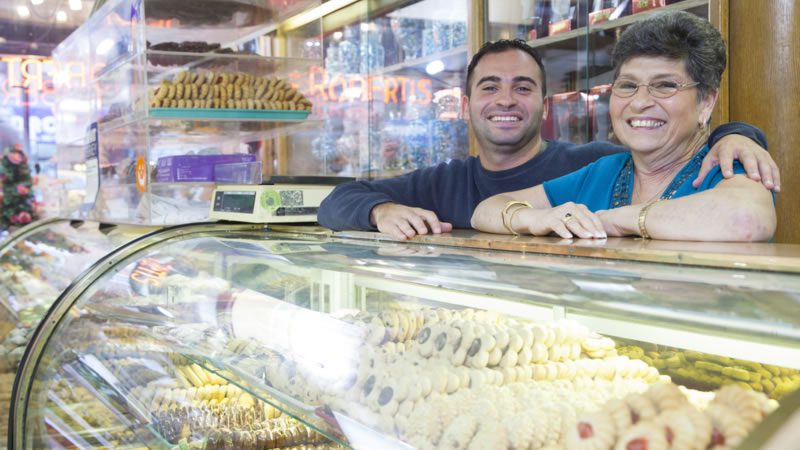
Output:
(471, 11), (775, 241)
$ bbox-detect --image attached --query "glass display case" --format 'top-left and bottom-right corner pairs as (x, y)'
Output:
(0, 218), (153, 446)
(290, 0), (470, 179)
(10, 224), (800, 449)
(488, 0), (712, 144)
(52, 0), (324, 225)
(53, 0), (725, 221)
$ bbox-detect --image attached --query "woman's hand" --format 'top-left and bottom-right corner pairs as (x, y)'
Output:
(515, 202), (607, 239)
(596, 207), (638, 237)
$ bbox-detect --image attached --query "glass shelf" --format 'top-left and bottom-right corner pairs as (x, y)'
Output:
(148, 108), (312, 121)
(374, 45), (467, 77)
(526, 0), (709, 49)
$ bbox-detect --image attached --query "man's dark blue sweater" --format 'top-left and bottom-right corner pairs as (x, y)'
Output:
(318, 123), (766, 231)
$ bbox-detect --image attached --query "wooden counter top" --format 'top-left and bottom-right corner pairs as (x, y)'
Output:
(325, 229), (800, 274)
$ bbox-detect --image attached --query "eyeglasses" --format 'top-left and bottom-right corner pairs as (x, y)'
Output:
(611, 80), (700, 98)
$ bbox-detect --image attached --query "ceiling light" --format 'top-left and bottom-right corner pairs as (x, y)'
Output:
(425, 60), (445, 75)
(56, 10), (67, 22)
(17, 5), (31, 17)
(68, 0), (82, 11)
(31, 0), (44, 5)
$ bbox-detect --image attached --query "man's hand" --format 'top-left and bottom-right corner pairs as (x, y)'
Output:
(696, 134), (780, 192)
(370, 203), (453, 240)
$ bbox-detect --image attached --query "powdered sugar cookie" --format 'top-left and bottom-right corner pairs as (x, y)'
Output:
(439, 414), (478, 450)
(500, 348), (519, 368)
(467, 422), (509, 450)
(488, 347), (503, 366)
(533, 364), (548, 381)
(516, 364), (532, 382)
(518, 346), (533, 366)
(495, 328), (510, 352)
(532, 343), (549, 363)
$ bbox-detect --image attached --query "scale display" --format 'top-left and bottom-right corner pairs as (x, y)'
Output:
(214, 191), (257, 214)
(209, 184), (336, 223)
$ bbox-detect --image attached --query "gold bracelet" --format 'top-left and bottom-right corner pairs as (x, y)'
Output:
(638, 200), (661, 239)
(501, 200), (532, 235)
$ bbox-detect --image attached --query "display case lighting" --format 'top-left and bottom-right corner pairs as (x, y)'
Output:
(280, 0), (358, 31)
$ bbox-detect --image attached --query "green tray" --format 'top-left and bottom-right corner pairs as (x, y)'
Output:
(149, 108), (311, 121)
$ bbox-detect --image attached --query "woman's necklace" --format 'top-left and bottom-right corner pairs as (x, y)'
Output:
(611, 127), (710, 208)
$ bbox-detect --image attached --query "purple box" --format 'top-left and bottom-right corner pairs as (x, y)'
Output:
(156, 154), (257, 182)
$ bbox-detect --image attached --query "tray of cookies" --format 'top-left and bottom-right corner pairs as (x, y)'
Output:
(148, 69), (313, 121)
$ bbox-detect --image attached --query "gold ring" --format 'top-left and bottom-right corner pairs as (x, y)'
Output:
(562, 213), (575, 224)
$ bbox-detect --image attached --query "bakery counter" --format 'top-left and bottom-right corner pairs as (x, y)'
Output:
(332, 229), (800, 273)
(9, 223), (800, 449)
(0, 218), (154, 445)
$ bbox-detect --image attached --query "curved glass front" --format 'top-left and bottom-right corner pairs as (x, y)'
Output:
(14, 226), (800, 449)
(0, 219), (151, 445)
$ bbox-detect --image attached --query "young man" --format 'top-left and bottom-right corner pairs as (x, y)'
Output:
(318, 40), (778, 240)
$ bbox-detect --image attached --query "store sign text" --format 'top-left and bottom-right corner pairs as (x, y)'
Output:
(305, 66), (433, 105)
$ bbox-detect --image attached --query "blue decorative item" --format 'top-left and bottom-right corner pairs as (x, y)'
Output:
(395, 18), (422, 61)
(378, 17), (401, 66)
(359, 23), (385, 74)
(339, 25), (361, 74)
(422, 21), (436, 57)
(432, 21), (452, 51)
(325, 41), (343, 74)
(407, 117), (430, 169)
(451, 22), (467, 47)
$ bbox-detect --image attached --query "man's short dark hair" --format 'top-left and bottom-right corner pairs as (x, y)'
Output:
(466, 39), (546, 97)
(612, 11), (726, 100)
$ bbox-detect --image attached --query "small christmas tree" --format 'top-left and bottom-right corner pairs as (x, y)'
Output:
(0, 144), (38, 230)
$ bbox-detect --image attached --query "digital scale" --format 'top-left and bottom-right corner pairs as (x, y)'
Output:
(209, 176), (354, 223)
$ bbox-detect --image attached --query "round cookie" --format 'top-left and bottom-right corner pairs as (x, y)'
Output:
(564, 412), (616, 450)
(624, 393), (658, 424)
(614, 422), (668, 450)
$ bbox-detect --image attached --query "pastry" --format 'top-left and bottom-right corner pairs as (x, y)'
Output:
(614, 422), (668, 450)
(624, 393), (658, 424)
(564, 412), (616, 450)
(438, 415), (478, 450)
(647, 382), (688, 413)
